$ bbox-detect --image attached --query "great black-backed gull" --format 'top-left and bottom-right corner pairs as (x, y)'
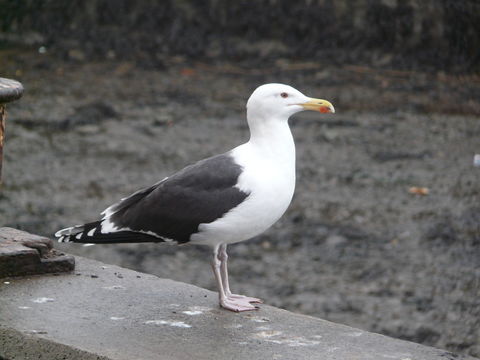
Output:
(56, 83), (335, 312)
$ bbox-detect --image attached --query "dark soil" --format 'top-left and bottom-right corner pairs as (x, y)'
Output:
(1, 50), (479, 357)
(3, 0), (480, 72)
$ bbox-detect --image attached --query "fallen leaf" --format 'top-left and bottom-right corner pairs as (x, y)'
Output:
(408, 187), (429, 196)
(180, 68), (196, 76)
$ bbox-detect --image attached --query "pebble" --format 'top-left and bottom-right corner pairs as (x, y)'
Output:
(474, 154), (480, 167)
(325, 235), (347, 247)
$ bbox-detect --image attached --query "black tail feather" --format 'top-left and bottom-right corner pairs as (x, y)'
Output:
(56, 221), (165, 244)
(76, 231), (165, 244)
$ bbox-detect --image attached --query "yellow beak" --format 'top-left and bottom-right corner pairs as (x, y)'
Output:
(300, 98), (335, 114)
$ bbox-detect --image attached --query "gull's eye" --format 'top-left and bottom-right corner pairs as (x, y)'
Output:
(280, 92), (289, 98)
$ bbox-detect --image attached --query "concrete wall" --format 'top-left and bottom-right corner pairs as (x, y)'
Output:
(1, 256), (477, 360)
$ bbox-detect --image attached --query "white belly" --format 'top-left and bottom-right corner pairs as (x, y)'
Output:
(190, 139), (296, 247)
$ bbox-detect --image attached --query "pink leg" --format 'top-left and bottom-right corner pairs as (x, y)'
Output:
(212, 245), (257, 312)
(219, 244), (262, 304)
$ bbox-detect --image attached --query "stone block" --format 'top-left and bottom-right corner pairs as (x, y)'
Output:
(0, 227), (75, 278)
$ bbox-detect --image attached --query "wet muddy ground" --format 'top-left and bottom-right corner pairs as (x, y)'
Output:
(1, 51), (479, 357)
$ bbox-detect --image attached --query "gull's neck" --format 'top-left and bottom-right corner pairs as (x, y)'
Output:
(246, 114), (295, 162)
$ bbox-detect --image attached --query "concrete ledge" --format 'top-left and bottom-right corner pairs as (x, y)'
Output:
(0, 256), (476, 360)
(0, 327), (109, 360)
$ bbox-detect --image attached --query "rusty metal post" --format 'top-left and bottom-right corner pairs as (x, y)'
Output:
(0, 77), (24, 186)
(0, 80), (75, 276)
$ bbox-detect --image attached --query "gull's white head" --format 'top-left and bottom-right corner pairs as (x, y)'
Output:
(246, 83), (335, 121)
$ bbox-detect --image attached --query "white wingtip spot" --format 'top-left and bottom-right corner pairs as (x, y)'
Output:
(101, 218), (119, 233)
(87, 228), (95, 237)
(55, 227), (72, 237)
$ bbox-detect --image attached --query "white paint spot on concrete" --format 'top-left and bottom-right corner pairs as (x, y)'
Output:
(224, 324), (243, 329)
(256, 330), (283, 338)
(254, 331), (321, 347)
(102, 285), (126, 290)
(280, 337), (322, 347)
(83, 243), (95, 247)
(265, 339), (283, 345)
(110, 317), (125, 321)
(4, 281), (10, 284)
(32, 297), (55, 303)
(182, 306), (212, 316)
(18, 306), (31, 310)
(326, 346), (340, 352)
(312, 335), (323, 339)
(169, 321), (192, 328)
(183, 310), (203, 315)
(238, 341), (248, 345)
(256, 326), (271, 331)
(346, 331), (363, 337)
(144, 320), (191, 328)
(250, 316), (270, 323)
(145, 320), (167, 325)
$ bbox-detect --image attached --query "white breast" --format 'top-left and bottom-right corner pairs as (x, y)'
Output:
(191, 120), (296, 247)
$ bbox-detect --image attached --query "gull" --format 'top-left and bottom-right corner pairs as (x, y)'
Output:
(56, 83), (334, 312)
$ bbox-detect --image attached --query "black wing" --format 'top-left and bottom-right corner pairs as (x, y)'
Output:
(106, 153), (249, 243)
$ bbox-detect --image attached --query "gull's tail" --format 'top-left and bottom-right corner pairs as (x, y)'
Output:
(55, 221), (164, 244)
